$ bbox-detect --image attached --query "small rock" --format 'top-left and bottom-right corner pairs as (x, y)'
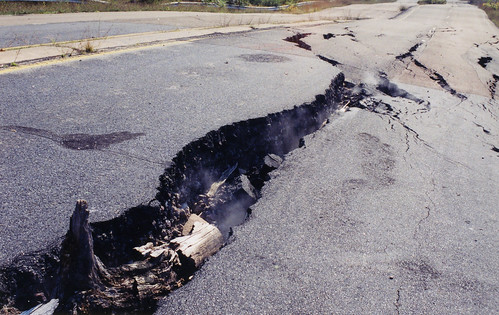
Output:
(239, 175), (258, 201)
(299, 138), (305, 148)
(263, 154), (283, 171)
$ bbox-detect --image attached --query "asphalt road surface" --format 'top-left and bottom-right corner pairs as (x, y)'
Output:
(0, 21), (179, 47)
(0, 27), (336, 265)
(1, 0), (498, 313)
(0, 4), (405, 49)
(157, 0), (499, 314)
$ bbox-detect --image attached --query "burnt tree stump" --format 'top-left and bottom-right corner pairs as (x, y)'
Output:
(57, 200), (107, 299)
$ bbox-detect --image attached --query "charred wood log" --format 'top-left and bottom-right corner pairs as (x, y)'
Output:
(171, 218), (223, 269)
(181, 214), (207, 236)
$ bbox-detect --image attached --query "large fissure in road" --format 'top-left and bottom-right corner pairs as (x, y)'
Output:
(2, 27), (477, 314)
(0, 74), (345, 314)
(156, 73), (343, 237)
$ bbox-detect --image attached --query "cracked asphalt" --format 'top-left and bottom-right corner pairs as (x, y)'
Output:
(0, 28), (336, 265)
(158, 0), (499, 313)
(0, 0), (498, 313)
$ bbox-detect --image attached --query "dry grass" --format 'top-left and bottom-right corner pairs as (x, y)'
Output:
(84, 40), (95, 53)
(417, 0), (446, 4)
(0, 1), (225, 15)
(285, 0), (394, 13)
(0, 0), (394, 16)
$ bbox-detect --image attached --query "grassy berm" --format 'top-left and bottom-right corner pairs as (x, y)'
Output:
(0, 0), (393, 15)
(469, 0), (499, 27)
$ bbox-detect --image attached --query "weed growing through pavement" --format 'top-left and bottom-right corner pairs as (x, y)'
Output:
(11, 48), (21, 67)
(84, 41), (95, 53)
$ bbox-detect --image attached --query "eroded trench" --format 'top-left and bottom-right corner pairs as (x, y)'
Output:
(0, 69), (350, 313)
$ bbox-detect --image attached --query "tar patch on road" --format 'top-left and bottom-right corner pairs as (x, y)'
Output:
(238, 54), (291, 63)
(60, 132), (145, 150)
(1, 125), (145, 150)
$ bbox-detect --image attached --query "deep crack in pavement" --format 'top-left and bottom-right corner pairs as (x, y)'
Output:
(283, 32), (312, 51)
(413, 59), (467, 100)
(396, 43), (422, 61)
(0, 72), (345, 314)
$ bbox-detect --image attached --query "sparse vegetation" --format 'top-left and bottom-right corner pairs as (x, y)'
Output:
(84, 41), (95, 53)
(417, 0), (446, 4)
(232, 0), (297, 6)
(399, 4), (408, 11)
(0, 0), (394, 15)
(470, 0), (499, 27)
(483, 0), (499, 9)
